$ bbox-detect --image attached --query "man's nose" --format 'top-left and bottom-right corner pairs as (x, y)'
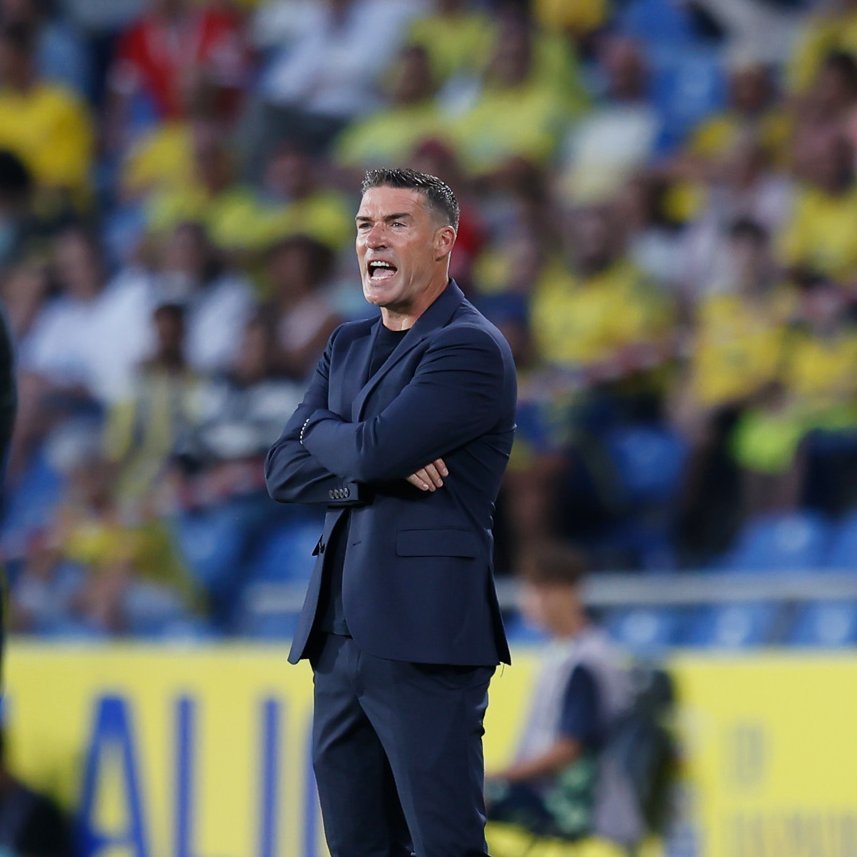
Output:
(366, 224), (387, 247)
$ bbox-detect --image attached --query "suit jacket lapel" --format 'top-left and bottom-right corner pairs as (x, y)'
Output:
(351, 280), (466, 421)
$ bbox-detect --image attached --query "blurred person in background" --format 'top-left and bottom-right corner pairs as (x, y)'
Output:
(530, 204), (674, 376)
(487, 541), (639, 849)
(12, 225), (151, 475)
(0, 150), (35, 273)
(106, 0), (250, 149)
(406, 0), (496, 84)
(0, 21), (93, 217)
(731, 279), (857, 516)
(671, 219), (793, 563)
(778, 125), (857, 281)
(449, 12), (579, 180)
(11, 441), (198, 638)
(263, 234), (342, 381)
(145, 119), (265, 255)
(0, 728), (71, 856)
(788, 0), (857, 93)
(253, 143), (353, 253)
(104, 301), (199, 517)
(678, 132), (793, 298)
(253, 0), (420, 152)
(685, 56), (790, 170)
(558, 35), (663, 206)
(795, 49), (857, 132)
(0, 0), (90, 99)
(612, 171), (686, 294)
(153, 220), (255, 373)
(171, 311), (302, 629)
(333, 43), (447, 172)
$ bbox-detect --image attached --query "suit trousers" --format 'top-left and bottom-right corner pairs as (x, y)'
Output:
(309, 632), (495, 857)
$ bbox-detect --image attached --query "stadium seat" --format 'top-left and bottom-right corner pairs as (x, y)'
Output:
(605, 424), (689, 507)
(823, 510), (857, 571)
(787, 601), (857, 648)
(648, 46), (727, 152)
(247, 517), (323, 584)
(680, 602), (782, 649)
(501, 612), (549, 646)
(714, 511), (830, 573)
(0, 451), (63, 557)
(605, 606), (682, 653)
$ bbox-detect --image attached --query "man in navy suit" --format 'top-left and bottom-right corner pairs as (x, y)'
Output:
(265, 168), (516, 856)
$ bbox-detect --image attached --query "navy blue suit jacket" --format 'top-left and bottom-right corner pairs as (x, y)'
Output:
(265, 281), (516, 666)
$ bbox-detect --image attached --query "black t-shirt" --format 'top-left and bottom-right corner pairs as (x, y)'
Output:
(317, 324), (408, 636)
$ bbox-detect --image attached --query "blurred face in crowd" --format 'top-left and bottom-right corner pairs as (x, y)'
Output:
(487, 19), (532, 88)
(793, 128), (854, 192)
(162, 223), (210, 283)
(601, 36), (647, 101)
(268, 237), (331, 303)
(53, 230), (103, 300)
(191, 123), (234, 194)
(390, 45), (434, 106)
(356, 185), (455, 325)
(152, 304), (186, 359)
(234, 317), (273, 381)
(0, 31), (33, 89)
(264, 148), (313, 200)
(809, 56), (857, 117)
(729, 63), (773, 115)
(519, 581), (583, 636)
(568, 206), (617, 274)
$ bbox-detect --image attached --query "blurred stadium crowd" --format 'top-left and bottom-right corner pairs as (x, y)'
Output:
(3, 0), (857, 642)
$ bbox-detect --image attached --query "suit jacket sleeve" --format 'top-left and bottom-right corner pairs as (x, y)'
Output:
(265, 329), (364, 506)
(302, 325), (509, 482)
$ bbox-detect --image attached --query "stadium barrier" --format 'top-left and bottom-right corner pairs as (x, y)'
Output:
(6, 643), (857, 857)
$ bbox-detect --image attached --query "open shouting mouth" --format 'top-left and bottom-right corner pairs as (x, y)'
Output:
(367, 260), (398, 281)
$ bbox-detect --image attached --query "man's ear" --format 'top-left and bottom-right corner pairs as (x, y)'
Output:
(434, 224), (457, 260)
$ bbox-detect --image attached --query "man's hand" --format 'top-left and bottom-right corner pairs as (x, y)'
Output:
(406, 458), (448, 492)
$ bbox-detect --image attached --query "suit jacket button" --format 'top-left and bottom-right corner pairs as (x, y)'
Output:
(328, 489), (336, 499)
(343, 486), (351, 498)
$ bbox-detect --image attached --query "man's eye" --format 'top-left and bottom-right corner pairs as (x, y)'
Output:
(392, 221), (405, 228)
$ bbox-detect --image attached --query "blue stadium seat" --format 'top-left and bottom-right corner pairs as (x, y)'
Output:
(605, 424), (689, 506)
(247, 518), (322, 584)
(237, 608), (301, 641)
(617, 0), (705, 49)
(0, 451), (63, 557)
(680, 602), (781, 649)
(714, 512), (830, 572)
(823, 511), (857, 571)
(787, 601), (857, 647)
(502, 612), (549, 646)
(605, 606), (682, 653)
(648, 47), (727, 152)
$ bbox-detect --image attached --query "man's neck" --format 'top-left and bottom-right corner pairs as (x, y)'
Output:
(380, 276), (449, 331)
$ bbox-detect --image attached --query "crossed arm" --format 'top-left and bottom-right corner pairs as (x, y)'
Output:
(265, 326), (506, 504)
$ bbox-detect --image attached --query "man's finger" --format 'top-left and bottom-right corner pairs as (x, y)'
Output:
(433, 458), (449, 477)
(421, 462), (444, 488)
(406, 471), (433, 491)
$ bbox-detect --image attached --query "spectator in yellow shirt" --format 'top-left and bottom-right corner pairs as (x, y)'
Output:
(146, 119), (266, 253)
(334, 44), (447, 171)
(0, 21), (93, 214)
(531, 204), (674, 373)
(777, 125), (857, 281)
(788, 0), (857, 93)
(254, 144), (354, 253)
(683, 220), (794, 414)
(688, 58), (790, 167)
(449, 14), (578, 177)
(406, 0), (496, 84)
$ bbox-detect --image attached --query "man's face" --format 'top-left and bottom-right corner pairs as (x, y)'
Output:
(356, 185), (451, 315)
